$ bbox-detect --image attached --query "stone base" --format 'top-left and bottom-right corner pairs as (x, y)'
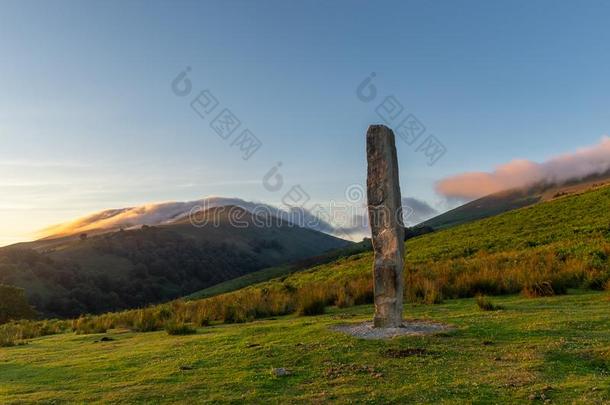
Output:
(332, 320), (452, 340)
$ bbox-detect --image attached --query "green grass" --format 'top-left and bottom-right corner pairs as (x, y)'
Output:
(2, 184), (609, 402)
(422, 173), (610, 230)
(3, 184), (609, 344)
(189, 184), (610, 302)
(407, 184), (610, 263)
(192, 184), (610, 303)
(1, 291), (608, 403)
(241, 184), (610, 299)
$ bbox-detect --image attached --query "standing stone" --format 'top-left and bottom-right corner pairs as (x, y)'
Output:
(366, 125), (405, 328)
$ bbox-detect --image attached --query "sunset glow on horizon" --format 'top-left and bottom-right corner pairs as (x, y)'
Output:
(2, 0), (610, 246)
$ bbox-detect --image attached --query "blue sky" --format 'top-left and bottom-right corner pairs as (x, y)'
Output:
(1, 0), (610, 245)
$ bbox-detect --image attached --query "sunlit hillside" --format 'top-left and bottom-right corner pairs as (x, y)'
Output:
(0, 207), (349, 318)
(1, 170), (610, 404)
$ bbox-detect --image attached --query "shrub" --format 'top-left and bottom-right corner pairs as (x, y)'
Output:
(407, 277), (443, 304)
(37, 319), (69, 336)
(0, 284), (37, 324)
(72, 316), (107, 334)
(297, 289), (326, 316)
(132, 308), (163, 332)
(0, 319), (69, 346)
(222, 304), (250, 324)
(476, 295), (503, 311)
(158, 307), (173, 321)
(522, 281), (556, 298)
(583, 271), (610, 291)
(0, 324), (22, 347)
(335, 287), (354, 308)
(348, 277), (374, 305)
(165, 322), (197, 335)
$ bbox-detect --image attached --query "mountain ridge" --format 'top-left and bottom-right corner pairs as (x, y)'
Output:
(36, 197), (338, 242)
(0, 206), (350, 318)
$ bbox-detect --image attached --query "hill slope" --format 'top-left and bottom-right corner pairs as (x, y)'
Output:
(1, 182), (610, 404)
(189, 177), (559, 300)
(2, 183), (609, 340)
(423, 171), (610, 230)
(18, 181), (607, 330)
(241, 182), (610, 305)
(0, 206), (349, 318)
(186, 238), (373, 300)
(188, 182), (610, 304)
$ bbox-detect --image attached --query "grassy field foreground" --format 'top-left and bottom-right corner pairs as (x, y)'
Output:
(1, 291), (609, 404)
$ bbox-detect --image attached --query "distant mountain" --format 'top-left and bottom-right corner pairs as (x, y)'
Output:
(0, 206), (349, 318)
(37, 197), (337, 241)
(423, 170), (610, 230)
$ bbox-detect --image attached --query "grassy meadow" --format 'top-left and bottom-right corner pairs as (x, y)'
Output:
(1, 291), (609, 403)
(2, 184), (610, 344)
(1, 185), (609, 402)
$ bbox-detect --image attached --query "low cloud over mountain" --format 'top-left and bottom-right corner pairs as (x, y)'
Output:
(436, 136), (610, 200)
(38, 197), (336, 239)
(328, 197), (439, 241)
(38, 195), (439, 243)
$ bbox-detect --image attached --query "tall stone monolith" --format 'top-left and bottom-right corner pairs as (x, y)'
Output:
(366, 124), (405, 328)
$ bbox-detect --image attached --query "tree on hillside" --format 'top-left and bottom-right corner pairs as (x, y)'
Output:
(0, 284), (37, 324)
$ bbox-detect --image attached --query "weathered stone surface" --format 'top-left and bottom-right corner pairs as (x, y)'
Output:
(366, 125), (405, 328)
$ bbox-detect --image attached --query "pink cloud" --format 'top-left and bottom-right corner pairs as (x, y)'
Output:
(436, 136), (610, 200)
